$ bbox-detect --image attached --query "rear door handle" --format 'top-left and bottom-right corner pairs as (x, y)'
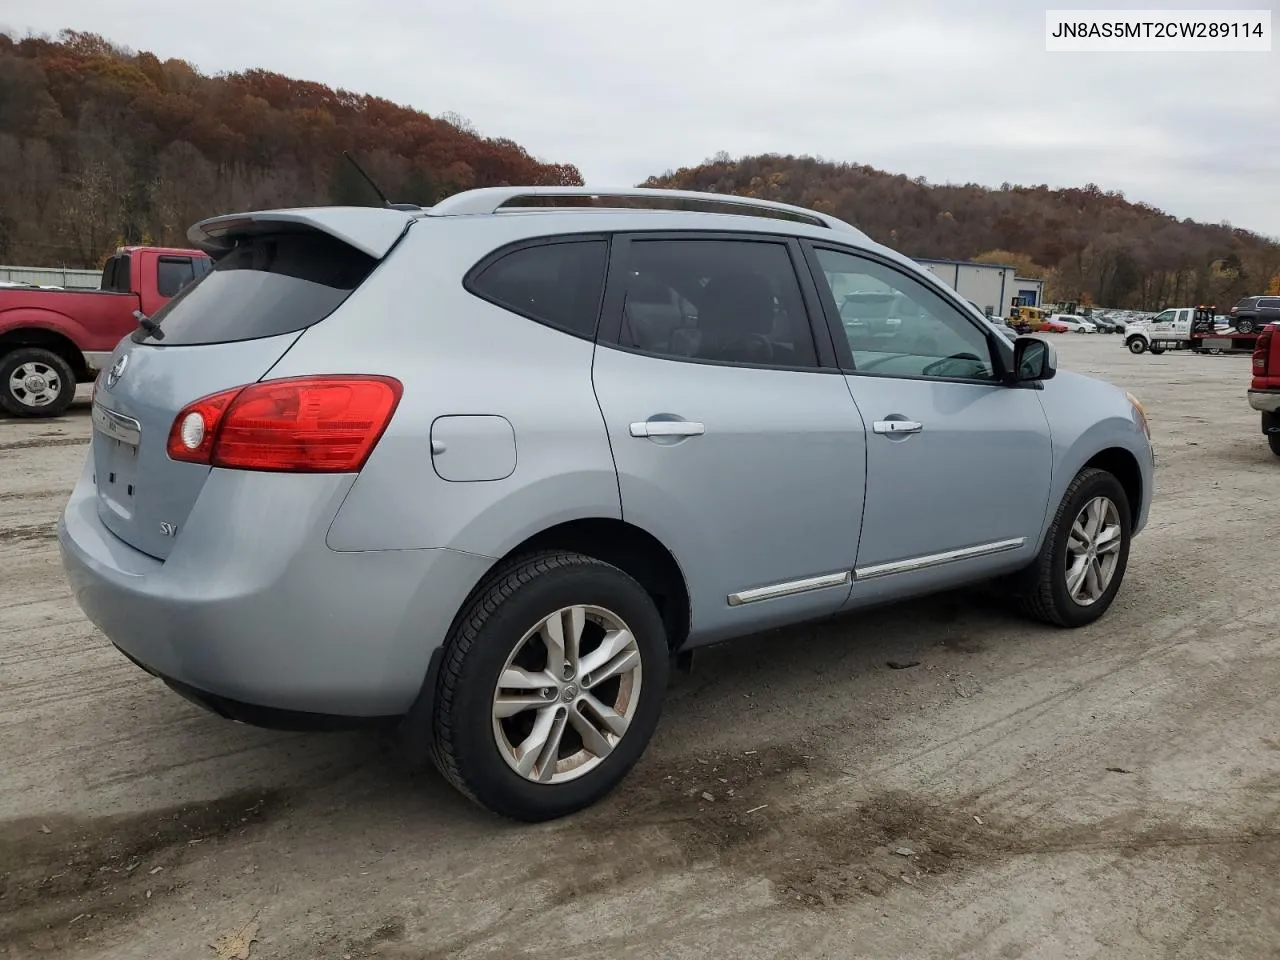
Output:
(630, 420), (705, 438)
(872, 420), (923, 435)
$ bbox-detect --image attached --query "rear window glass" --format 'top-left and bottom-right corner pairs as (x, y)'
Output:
(467, 239), (608, 339)
(101, 254), (132, 293)
(133, 232), (378, 347)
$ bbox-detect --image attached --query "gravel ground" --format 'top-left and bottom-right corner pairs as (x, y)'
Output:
(2, 335), (1277, 960)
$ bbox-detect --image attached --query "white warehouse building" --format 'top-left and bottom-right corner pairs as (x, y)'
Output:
(915, 258), (1044, 317)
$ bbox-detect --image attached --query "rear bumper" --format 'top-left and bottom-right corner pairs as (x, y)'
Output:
(57, 455), (494, 718)
(1247, 390), (1280, 414)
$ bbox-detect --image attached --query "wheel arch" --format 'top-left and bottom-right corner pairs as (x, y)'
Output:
(1082, 446), (1143, 522)
(499, 517), (692, 653)
(0, 326), (91, 380)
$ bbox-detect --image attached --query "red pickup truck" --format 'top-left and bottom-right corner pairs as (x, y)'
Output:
(1248, 323), (1280, 457)
(0, 246), (212, 418)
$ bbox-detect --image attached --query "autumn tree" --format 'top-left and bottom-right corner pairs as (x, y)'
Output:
(0, 29), (583, 267)
(649, 153), (1279, 311)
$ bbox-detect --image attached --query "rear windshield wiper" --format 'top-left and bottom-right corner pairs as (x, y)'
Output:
(134, 309), (165, 341)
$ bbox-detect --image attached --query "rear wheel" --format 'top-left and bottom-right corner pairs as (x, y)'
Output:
(1269, 433), (1280, 457)
(0, 347), (77, 418)
(1237, 319), (1256, 334)
(1149, 345), (1165, 355)
(430, 551), (669, 821)
(1127, 338), (1147, 354)
(1014, 468), (1132, 628)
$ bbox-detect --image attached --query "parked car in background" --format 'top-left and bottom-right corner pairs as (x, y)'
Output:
(1248, 323), (1280, 456)
(1050, 314), (1096, 334)
(59, 186), (1155, 822)
(0, 246), (213, 417)
(1230, 296), (1280, 334)
(1042, 318), (1069, 334)
(1089, 315), (1124, 334)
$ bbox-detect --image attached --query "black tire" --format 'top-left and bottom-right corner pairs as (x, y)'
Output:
(430, 551), (669, 822)
(1013, 468), (1133, 628)
(1269, 433), (1280, 457)
(0, 347), (77, 418)
(1149, 345), (1165, 355)
(1127, 338), (1147, 354)
(1237, 319), (1256, 334)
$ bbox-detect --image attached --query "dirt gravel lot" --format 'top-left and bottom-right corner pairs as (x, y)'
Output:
(2, 335), (1277, 960)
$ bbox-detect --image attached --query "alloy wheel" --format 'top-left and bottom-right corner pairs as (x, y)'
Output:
(1064, 496), (1123, 605)
(491, 604), (642, 784)
(7, 361), (61, 408)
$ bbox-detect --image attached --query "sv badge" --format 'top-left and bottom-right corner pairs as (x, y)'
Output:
(159, 521), (177, 538)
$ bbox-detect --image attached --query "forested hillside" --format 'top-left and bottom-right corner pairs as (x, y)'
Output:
(646, 154), (1280, 309)
(4, 31), (1277, 309)
(0, 30), (581, 268)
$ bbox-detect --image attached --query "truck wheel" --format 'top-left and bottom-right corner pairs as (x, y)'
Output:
(0, 347), (77, 418)
(1013, 468), (1132, 628)
(1149, 346), (1165, 355)
(1127, 338), (1147, 354)
(430, 551), (669, 822)
(1269, 433), (1280, 457)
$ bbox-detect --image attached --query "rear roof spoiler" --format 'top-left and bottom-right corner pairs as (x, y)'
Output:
(188, 207), (420, 259)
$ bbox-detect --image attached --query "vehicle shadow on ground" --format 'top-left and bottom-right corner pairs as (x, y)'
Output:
(123, 588), (1037, 832)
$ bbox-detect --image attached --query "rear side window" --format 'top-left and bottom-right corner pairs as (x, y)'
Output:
(134, 232), (378, 347)
(1259, 298), (1280, 310)
(467, 238), (608, 339)
(155, 256), (196, 297)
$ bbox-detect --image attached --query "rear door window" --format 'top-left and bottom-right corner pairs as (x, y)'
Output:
(134, 232), (378, 347)
(602, 237), (820, 369)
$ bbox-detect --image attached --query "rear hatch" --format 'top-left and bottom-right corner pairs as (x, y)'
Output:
(90, 209), (414, 560)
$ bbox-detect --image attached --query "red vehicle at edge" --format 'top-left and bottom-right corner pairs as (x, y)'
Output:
(0, 246), (212, 418)
(1248, 323), (1280, 457)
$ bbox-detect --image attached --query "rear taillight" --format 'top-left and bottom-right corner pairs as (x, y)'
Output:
(1253, 327), (1274, 376)
(166, 375), (402, 472)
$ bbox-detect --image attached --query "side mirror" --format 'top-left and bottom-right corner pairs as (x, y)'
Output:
(1012, 336), (1057, 382)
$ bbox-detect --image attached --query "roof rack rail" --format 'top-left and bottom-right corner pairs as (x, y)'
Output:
(423, 186), (862, 234)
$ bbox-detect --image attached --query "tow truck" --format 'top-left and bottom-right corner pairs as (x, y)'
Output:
(1125, 305), (1262, 356)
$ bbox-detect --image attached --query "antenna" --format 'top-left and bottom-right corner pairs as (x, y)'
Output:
(341, 151), (421, 211)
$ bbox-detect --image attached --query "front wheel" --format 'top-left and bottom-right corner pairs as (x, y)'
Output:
(1127, 338), (1147, 354)
(1237, 319), (1256, 334)
(1013, 468), (1132, 628)
(0, 347), (77, 418)
(430, 551), (669, 821)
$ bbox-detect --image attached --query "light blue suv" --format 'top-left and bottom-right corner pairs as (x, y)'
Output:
(58, 187), (1155, 821)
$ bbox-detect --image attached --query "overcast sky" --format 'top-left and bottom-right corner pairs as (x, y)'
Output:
(8, 0), (1279, 237)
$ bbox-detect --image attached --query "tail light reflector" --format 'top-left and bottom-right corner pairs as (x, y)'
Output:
(167, 375), (402, 472)
(1253, 326), (1274, 376)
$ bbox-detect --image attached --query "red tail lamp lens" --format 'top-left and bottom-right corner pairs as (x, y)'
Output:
(166, 376), (402, 472)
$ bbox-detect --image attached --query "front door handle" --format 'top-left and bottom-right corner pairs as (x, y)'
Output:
(872, 420), (923, 435)
(630, 420), (705, 438)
